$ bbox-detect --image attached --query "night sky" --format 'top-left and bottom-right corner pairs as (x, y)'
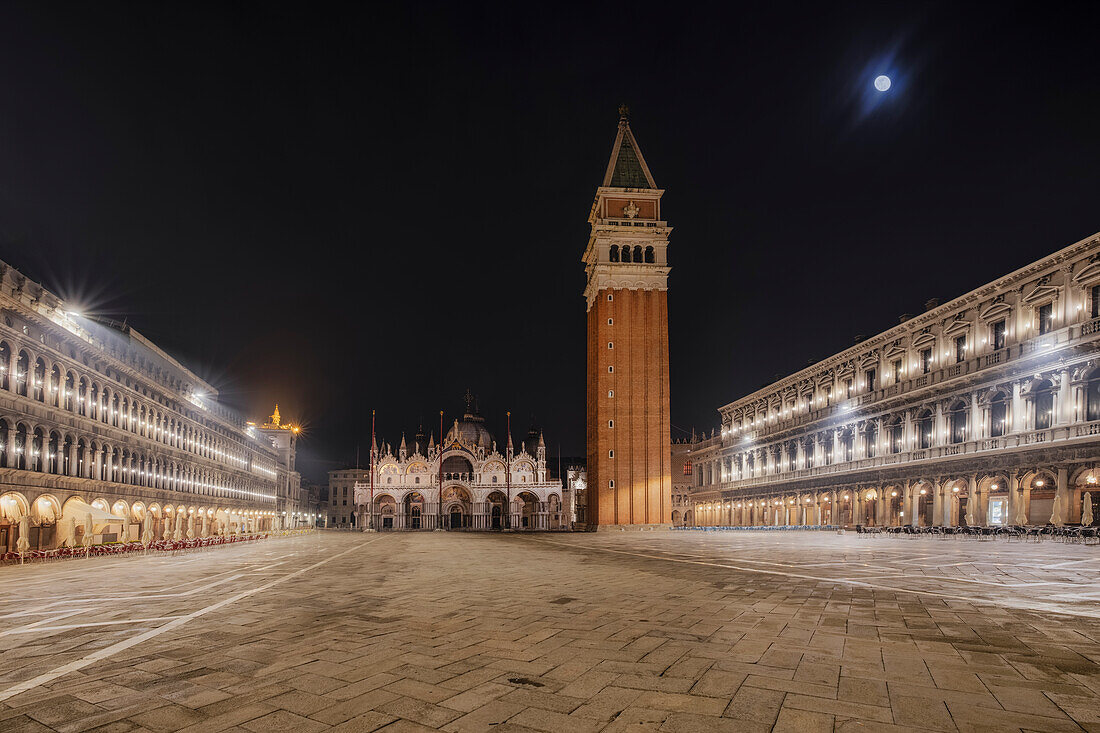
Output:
(1, 2), (1097, 483)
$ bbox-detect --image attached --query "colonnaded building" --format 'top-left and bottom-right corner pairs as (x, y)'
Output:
(351, 396), (569, 530)
(688, 233), (1100, 529)
(0, 258), (310, 552)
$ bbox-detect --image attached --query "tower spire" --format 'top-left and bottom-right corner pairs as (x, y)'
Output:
(601, 105), (657, 189)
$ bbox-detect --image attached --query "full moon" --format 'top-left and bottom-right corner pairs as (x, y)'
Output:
(874, 75), (892, 92)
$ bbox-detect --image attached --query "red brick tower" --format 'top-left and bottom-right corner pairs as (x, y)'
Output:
(583, 106), (672, 529)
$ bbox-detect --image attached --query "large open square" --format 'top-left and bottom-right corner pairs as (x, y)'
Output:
(2, 532), (1099, 732)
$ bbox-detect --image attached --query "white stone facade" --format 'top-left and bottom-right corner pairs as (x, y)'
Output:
(688, 232), (1100, 529)
(0, 259), (301, 551)
(352, 409), (568, 531)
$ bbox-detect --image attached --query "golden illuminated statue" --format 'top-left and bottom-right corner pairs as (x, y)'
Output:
(270, 404), (281, 427)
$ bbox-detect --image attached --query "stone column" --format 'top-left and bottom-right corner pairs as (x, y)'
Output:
(1058, 370), (1072, 425)
(1007, 472), (1023, 525)
(932, 483), (943, 527)
(969, 475), (980, 526)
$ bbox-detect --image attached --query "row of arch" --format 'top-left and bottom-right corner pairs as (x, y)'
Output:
(685, 466), (1099, 528)
(0, 340), (275, 479)
(0, 490), (281, 551)
(609, 245), (655, 264)
(0, 417), (276, 501)
(360, 488), (566, 531)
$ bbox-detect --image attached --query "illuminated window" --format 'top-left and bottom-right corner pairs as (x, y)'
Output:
(1038, 302), (1053, 334)
(955, 334), (967, 363)
(920, 348), (932, 374)
(991, 319), (1006, 350)
(892, 359), (902, 382)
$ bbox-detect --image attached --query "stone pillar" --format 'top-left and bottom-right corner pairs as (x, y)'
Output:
(969, 475), (980, 526)
(1007, 472), (1023, 525)
(1058, 370), (1072, 425)
(932, 483), (943, 527)
(971, 391), (982, 440)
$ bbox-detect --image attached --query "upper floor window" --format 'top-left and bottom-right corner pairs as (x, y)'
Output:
(1037, 302), (1054, 335)
(892, 359), (902, 383)
(920, 348), (932, 375)
(990, 392), (1008, 437)
(917, 411), (934, 449)
(609, 245), (620, 262)
(844, 379), (853, 399)
(955, 335), (967, 363)
(1092, 284), (1100, 319)
(864, 369), (876, 392)
(1034, 382), (1054, 430)
(991, 319), (1006, 350)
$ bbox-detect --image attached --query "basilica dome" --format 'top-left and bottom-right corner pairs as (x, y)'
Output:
(447, 413), (495, 449)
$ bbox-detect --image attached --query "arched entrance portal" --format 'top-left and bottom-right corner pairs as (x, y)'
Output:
(405, 492), (424, 530)
(376, 495), (396, 530)
(486, 491), (507, 530)
(442, 485), (471, 529)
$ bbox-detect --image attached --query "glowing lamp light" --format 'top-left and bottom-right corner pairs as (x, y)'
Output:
(890, 491), (897, 497)
(991, 484), (999, 490)
(952, 487), (959, 493)
(919, 489), (927, 495)
(1035, 480), (1045, 487)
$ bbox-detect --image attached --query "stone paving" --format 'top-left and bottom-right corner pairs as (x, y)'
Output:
(0, 530), (1098, 732)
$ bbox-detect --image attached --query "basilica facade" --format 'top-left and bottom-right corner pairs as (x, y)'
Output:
(352, 401), (568, 531)
(687, 232), (1100, 529)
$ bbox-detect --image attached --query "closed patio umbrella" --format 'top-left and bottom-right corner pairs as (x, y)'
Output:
(201, 513), (209, 538)
(141, 514), (154, 548)
(162, 515), (172, 541)
(1083, 492), (1094, 527)
(64, 515), (77, 548)
(173, 512), (183, 541)
(186, 513), (195, 540)
(83, 512), (94, 553)
(16, 516), (30, 561)
(964, 496), (975, 526)
(1050, 490), (1065, 526)
(1013, 495), (1028, 526)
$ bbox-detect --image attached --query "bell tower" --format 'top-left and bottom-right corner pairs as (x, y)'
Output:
(583, 106), (672, 529)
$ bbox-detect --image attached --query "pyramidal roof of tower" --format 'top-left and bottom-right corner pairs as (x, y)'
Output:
(601, 108), (657, 189)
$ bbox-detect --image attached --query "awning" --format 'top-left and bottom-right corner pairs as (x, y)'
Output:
(61, 499), (127, 531)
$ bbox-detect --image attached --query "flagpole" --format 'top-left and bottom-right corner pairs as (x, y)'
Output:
(368, 409), (375, 531)
(505, 410), (511, 531)
(438, 410), (444, 531)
